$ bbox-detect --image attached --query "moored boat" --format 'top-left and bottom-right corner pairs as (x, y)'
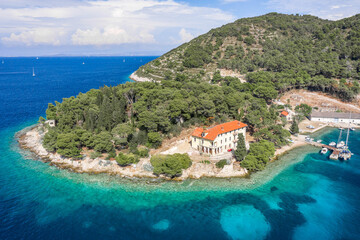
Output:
(321, 148), (328, 154)
(329, 142), (336, 147)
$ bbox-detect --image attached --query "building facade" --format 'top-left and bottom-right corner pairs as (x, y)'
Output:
(191, 120), (247, 156)
(310, 112), (360, 124)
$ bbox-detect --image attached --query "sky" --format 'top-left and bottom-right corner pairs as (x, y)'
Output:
(0, 0), (359, 56)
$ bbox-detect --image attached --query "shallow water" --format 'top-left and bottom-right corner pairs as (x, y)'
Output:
(1, 57), (360, 239)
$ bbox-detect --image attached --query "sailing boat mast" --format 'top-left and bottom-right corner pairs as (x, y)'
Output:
(345, 112), (351, 148)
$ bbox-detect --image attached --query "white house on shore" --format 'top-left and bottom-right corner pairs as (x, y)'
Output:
(310, 112), (360, 124)
(191, 120), (247, 156)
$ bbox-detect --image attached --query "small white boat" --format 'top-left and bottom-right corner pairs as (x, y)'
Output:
(329, 142), (336, 147)
(82, 62), (85, 65)
(36, 57), (39, 60)
(1, 60), (4, 64)
(32, 67), (35, 77)
(350, 127), (355, 131)
(321, 148), (328, 154)
(317, 139), (322, 143)
(339, 127), (343, 130)
(337, 141), (345, 148)
(123, 59), (125, 62)
(307, 125), (315, 129)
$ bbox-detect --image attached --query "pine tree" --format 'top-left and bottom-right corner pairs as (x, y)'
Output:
(290, 120), (299, 134)
(234, 133), (247, 161)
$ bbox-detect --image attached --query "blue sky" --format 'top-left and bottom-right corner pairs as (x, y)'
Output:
(0, 0), (359, 56)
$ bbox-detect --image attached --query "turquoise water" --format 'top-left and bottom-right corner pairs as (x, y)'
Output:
(1, 58), (360, 239)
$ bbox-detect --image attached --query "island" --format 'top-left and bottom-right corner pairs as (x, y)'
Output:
(18, 13), (360, 180)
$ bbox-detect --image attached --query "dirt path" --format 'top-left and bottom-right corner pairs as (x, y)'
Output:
(280, 90), (360, 113)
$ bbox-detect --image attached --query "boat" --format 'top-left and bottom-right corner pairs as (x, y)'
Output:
(317, 139), (322, 143)
(82, 62), (85, 65)
(339, 117), (352, 160)
(350, 127), (355, 131)
(337, 141), (345, 148)
(329, 150), (340, 160)
(123, 59), (125, 62)
(36, 57), (39, 60)
(339, 127), (343, 130)
(32, 67), (35, 77)
(307, 125), (315, 129)
(1, 60), (4, 64)
(329, 142), (336, 147)
(339, 149), (351, 160)
(321, 148), (328, 154)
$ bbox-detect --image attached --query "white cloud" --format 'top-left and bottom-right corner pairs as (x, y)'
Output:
(2, 28), (66, 46)
(179, 28), (194, 43)
(71, 27), (155, 45)
(0, 0), (234, 47)
(267, 0), (360, 20)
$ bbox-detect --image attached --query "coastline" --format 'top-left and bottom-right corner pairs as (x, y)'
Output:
(17, 125), (250, 181)
(17, 123), (333, 181)
(129, 72), (153, 82)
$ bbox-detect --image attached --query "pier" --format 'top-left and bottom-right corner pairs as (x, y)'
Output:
(305, 125), (353, 160)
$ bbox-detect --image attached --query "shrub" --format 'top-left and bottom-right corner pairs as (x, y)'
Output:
(90, 151), (102, 159)
(116, 153), (139, 166)
(147, 132), (162, 148)
(150, 153), (192, 177)
(216, 159), (228, 169)
(136, 147), (149, 158)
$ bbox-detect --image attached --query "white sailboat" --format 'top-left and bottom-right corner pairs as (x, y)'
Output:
(1, 60), (4, 64)
(32, 67), (35, 77)
(339, 113), (352, 160)
(123, 59), (125, 63)
(82, 62), (85, 65)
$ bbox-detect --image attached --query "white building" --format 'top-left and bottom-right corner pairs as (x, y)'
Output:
(310, 112), (360, 124)
(191, 120), (247, 156)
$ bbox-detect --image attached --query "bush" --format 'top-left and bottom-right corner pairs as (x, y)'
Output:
(150, 153), (192, 177)
(147, 132), (162, 148)
(90, 151), (102, 159)
(116, 153), (140, 166)
(136, 147), (149, 158)
(216, 159), (228, 169)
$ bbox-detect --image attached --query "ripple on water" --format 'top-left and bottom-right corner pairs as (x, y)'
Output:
(220, 204), (270, 240)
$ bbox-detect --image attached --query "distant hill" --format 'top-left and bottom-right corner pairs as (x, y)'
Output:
(134, 13), (360, 100)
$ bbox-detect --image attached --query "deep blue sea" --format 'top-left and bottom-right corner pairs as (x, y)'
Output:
(1, 57), (360, 240)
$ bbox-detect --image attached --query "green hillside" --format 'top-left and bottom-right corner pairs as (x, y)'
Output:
(135, 13), (360, 101)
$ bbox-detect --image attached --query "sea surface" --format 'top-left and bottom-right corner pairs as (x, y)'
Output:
(1, 57), (360, 240)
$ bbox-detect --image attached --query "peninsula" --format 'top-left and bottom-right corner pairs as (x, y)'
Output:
(19, 13), (360, 180)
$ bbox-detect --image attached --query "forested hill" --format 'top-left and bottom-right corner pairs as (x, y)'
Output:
(135, 13), (360, 101)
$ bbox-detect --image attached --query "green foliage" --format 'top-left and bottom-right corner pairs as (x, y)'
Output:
(216, 159), (228, 169)
(43, 128), (58, 152)
(241, 140), (275, 171)
(116, 153), (139, 166)
(93, 131), (113, 153)
(234, 133), (247, 161)
(46, 103), (57, 120)
(295, 104), (312, 121)
(90, 151), (102, 159)
(290, 120), (299, 134)
(147, 132), (162, 148)
(56, 133), (82, 158)
(150, 153), (192, 177)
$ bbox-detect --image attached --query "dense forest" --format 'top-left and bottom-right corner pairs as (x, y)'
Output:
(136, 13), (360, 102)
(41, 13), (360, 174)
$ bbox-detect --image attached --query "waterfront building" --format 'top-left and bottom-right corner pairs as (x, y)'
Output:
(310, 112), (360, 124)
(191, 120), (247, 156)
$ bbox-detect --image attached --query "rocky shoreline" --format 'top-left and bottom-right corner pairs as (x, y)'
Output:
(129, 72), (153, 82)
(17, 125), (248, 181)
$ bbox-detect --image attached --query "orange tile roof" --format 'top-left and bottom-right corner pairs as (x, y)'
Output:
(191, 120), (247, 141)
(281, 111), (289, 116)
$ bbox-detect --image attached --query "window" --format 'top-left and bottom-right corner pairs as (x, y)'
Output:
(229, 137), (231, 141)
(194, 137), (196, 142)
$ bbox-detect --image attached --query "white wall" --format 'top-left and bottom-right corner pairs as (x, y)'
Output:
(311, 117), (360, 124)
